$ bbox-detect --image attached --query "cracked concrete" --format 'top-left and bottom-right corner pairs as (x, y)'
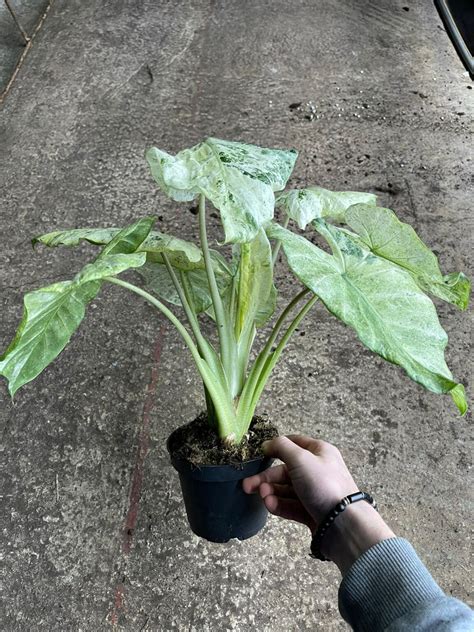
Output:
(0, 0), (472, 630)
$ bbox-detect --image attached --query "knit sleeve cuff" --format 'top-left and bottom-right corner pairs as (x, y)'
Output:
(338, 537), (444, 632)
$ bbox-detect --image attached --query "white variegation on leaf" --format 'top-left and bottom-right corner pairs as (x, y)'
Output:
(277, 186), (377, 229)
(146, 138), (298, 243)
(35, 226), (204, 271)
(235, 229), (274, 337)
(0, 219), (154, 397)
(139, 251), (234, 315)
(336, 204), (471, 310)
(1, 139), (470, 447)
(266, 221), (467, 414)
(0, 251), (147, 397)
(146, 147), (199, 202)
(0, 280), (101, 396)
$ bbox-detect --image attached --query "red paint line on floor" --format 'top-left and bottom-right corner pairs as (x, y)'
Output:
(110, 583), (124, 626)
(108, 328), (166, 626)
(122, 329), (165, 554)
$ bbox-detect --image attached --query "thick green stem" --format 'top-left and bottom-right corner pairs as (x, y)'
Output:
(179, 268), (230, 397)
(229, 254), (238, 332)
(235, 292), (318, 441)
(162, 253), (215, 365)
(198, 194), (236, 388)
(105, 276), (236, 437)
(271, 215), (290, 266)
(237, 288), (309, 414)
(248, 294), (319, 417)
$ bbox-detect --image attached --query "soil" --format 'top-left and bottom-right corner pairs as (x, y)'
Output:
(168, 413), (279, 466)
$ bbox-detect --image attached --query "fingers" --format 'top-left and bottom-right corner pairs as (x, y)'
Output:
(263, 495), (312, 528)
(259, 482), (297, 500)
(262, 436), (307, 464)
(242, 464), (290, 494)
(285, 434), (326, 454)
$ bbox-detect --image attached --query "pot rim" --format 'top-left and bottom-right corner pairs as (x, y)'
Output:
(166, 427), (273, 481)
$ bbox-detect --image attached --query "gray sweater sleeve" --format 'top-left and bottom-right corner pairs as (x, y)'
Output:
(338, 538), (473, 631)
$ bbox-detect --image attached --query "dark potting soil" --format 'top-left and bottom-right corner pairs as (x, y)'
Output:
(168, 413), (279, 466)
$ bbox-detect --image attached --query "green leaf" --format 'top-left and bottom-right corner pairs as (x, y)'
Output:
(33, 227), (119, 248)
(235, 229), (274, 336)
(139, 264), (212, 313)
(33, 217), (155, 257)
(277, 186), (377, 229)
(146, 147), (200, 202)
(139, 250), (233, 315)
(0, 281), (100, 396)
(146, 138), (298, 243)
(34, 225), (203, 271)
(76, 252), (146, 283)
(266, 221), (467, 414)
(99, 217), (155, 256)
(1, 237), (150, 396)
(139, 232), (203, 269)
(340, 204), (471, 310)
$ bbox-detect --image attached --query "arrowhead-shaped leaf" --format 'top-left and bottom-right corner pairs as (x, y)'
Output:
(34, 225), (203, 271)
(146, 138), (298, 243)
(0, 280), (101, 396)
(337, 204), (471, 310)
(1, 221), (152, 396)
(266, 221), (467, 414)
(277, 186), (377, 229)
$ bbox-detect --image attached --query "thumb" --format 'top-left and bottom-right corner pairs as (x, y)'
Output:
(262, 436), (306, 466)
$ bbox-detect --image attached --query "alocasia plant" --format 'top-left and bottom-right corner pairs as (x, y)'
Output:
(0, 138), (470, 444)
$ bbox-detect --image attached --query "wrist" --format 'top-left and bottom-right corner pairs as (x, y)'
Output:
(321, 501), (395, 576)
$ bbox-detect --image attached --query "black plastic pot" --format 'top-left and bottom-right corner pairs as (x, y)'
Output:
(167, 428), (273, 543)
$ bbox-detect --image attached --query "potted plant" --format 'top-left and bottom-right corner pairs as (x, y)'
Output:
(1, 138), (469, 542)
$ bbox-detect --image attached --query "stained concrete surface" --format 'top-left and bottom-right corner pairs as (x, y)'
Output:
(0, 0), (49, 90)
(0, 1), (473, 630)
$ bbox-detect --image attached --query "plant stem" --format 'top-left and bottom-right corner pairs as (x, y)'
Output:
(105, 276), (200, 361)
(162, 253), (213, 362)
(198, 194), (235, 385)
(259, 288), (309, 361)
(271, 215), (290, 266)
(179, 268), (230, 396)
(229, 250), (239, 332)
(235, 291), (317, 441)
(105, 276), (237, 437)
(237, 288), (309, 413)
(248, 293), (319, 415)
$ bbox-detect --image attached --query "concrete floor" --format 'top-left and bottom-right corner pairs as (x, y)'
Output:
(0, 1), (472, 630)
(0, 0), (49, 91)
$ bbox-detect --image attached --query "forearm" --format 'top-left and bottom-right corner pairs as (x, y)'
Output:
(321, 501), (395, 576)
(320, 504), (473, 630)
(338, 537), (473, 631)
(319, 506), (472, 631)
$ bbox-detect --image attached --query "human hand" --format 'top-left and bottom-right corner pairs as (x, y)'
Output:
(243, 435), (358, 533)
(243, 435), (394, 573)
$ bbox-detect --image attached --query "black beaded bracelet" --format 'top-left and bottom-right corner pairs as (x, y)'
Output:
(310, 491), (377, 561)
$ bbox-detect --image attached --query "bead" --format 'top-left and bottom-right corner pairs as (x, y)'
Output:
(310, 491), (377, 562)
